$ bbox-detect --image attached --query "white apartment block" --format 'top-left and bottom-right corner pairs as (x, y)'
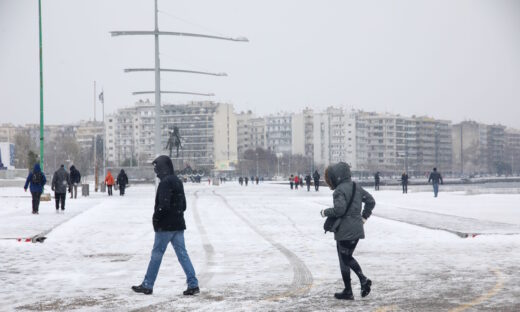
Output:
(357, 112), (452, 174)
(236, 111), (266, 157)
(312, 107), (356, 169)
(105, 100), (237, 171)
(265, 113), (293, 155)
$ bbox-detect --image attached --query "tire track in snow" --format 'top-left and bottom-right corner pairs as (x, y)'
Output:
(191, 189), (216, 285)
(212, 190), (313, 299)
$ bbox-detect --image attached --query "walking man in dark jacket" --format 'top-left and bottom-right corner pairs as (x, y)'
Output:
(374, 172), (380, 191)
(313, 170), (320, 191)
(320, 162), (375, 300)
(116, 169), (128, 196)
(305, 174), (312, 191)
(52, 164), (71, 212)
(132, 155), (199, 296)
(24, 163), (47, 214)
(69, 165), (81, 199)
(428, 168), (443, 197)
(401, 172), (409, 194)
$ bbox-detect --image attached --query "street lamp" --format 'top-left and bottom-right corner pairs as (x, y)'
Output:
(276, 152), (283, 178)
(255, 152), (259, 177)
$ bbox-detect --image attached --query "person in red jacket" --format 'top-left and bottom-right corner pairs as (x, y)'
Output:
(105, 171), (115, 196)
(294, 175), (300, 189)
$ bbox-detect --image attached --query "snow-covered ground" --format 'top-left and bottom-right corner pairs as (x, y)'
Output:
(1, 183), (519, 311)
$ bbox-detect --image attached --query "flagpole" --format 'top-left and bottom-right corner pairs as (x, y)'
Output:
(101, 90), (106, 180)
(93, 81), (98, 192)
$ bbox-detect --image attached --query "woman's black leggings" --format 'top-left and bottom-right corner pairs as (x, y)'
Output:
(337, 239), (367, 290)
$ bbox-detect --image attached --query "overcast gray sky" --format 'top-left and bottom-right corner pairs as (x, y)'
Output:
(1, 0), (519, 127)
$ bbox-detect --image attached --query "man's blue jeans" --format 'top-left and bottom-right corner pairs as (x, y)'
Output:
(433, 183), (439, 197)
(142, 231), (198, 289)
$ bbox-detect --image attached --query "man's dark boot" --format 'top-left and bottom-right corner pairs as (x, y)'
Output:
(183, 287), (200, 295)
(361, 278), (372, 298)
(132, 285), (152, 295)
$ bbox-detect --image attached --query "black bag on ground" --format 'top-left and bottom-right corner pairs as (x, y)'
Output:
(323, 182), (356, 233)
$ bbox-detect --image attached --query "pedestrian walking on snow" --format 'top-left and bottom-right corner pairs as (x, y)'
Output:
(289, 175), (294, 189)
(132, 155), (199, 296)
(320, 162), (375, 300)
(24, 163), (47, 214)
(305, 174), (312, 192)
(245, 177), (249, 186)
(69, 165), (81, 199)
(428, 168), (443, 197)
(299, 176), (304, 189)
(294, 175), (299, 189)
(401, 172), (409, 194)
(51, 164), (71, 212)
(105, 170), (115, 196)
(313, 170), (320, 191)
(374, 172), (380, 191)
(117, 169), (128, 196)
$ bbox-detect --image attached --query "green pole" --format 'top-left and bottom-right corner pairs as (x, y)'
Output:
(38, 0), (44, 171)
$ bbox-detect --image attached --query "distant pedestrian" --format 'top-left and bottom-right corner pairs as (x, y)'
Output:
(313, 170), (320, 191)
(69, 165), (81, 199)
(374, 172), (380, 191)
(255, 176), (259, 185)
(105, 170), (115, 196)
(299, 176), (304, 189)
(117, 169), (129, 196)
(305, 174), (311, 191)
(132, 155), (199, 296)
(51, 164), (71, 212)
(428, 168), (443, 197)
(294, 175), (300, 189)
(289, 175), (294, 189)
(239, 177), (243, 186)
(24, 163), (47, 214)
(320, 162), (375, 300)
(245, 177), (249, 186)
(401, 172), (409, 194)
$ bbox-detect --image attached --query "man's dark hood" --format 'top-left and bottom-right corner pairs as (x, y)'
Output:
(70, 165), (76, 172)
(33, 163), (41, 173)
(152, 155), (174, 179)
(324, 162), (352, 190)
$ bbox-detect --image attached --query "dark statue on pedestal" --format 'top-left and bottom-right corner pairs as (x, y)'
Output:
(165, 126), (182, 158)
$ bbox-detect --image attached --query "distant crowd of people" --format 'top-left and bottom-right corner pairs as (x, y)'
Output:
(23, 164), (131, 214)
(238, 176), (263, 186)
(287, 170), (321, 192)
(373, 168), (444, 197)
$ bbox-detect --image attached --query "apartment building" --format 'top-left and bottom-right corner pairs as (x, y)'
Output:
(312, 107), (356, 169)
(105, 100), (237, 171)
(451, 121), (506, 175)
(356, 113), (452, 174)
(236, 111), (266, 157)
(265, 113), (293, 154)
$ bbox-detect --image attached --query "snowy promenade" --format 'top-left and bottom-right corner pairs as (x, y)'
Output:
(1, 183), (519, 311)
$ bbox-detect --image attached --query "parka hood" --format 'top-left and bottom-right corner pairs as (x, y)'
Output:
(33, 163), (41, 173)
(324, 162), (352, 190)
(152, 155), (174, 179)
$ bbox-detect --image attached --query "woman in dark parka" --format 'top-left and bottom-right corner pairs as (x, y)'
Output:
(320, 162), (376, 300)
